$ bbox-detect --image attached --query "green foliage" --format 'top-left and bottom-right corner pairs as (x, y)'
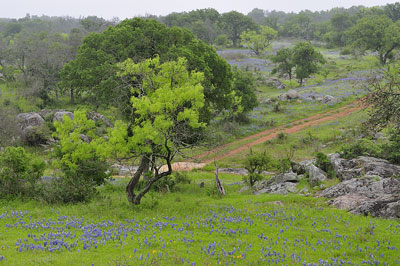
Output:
(60, 18), (233, 121)
(173, 172), (192, 185)
(229, 67), (258, 121)
(315, 152), (335, 178)
(221, 11), (257, 47)
(240, 25), (277, 56)
(380, 130), (400, 164)
(244, 151), (273, 186)
(0, 147), (45, 198)
(52, 110), (110, 202)
(277, 158), (291, 174)
(340, 138), (382, 159)
(346, 15), (400, 64)
(270, 48), (295, 79)
(365, 63), (400, 131)
(214, 34), (231, 47)
(292, 42), (326, 86)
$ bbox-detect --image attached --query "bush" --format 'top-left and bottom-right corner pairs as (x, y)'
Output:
(340, 138), (381, 159)
(381, 131), (400, 164)
(40, 176), (97, 204)
(277, 158), (291, 174)
(244, 151), (274, 186)
(315, 152), (335, 178)
(173, 172), (191, 184)
(0, 147), (46, 198)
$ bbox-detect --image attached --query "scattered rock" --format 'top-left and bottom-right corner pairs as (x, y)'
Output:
(87, 112), (113, 127)
(238, 186), (250, 193)
(254, 182), (298, 195)
(265, 77), (286, 89)
(278, 89), (300, 101)
(321, 95), (337, 104)
(307, 164), (327, 186)
(53, 111), (74, 122)
(16, 112), (44, 129)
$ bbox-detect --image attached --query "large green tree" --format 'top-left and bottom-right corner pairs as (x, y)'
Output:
(59, 18), (232, 121)
(105, 57), (205, 204)
(292, 42), (325, 86)
(221, 11), (257, 47)
(270, 48), (295, 80)
(347, 15), (400, 65)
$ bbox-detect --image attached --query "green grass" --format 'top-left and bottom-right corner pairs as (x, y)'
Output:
(216, 109), (368, 168)
(1, 174), (399, 265)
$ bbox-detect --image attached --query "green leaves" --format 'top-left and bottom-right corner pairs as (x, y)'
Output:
(240, 26), (277, 56)
(105, 57), (206, 157)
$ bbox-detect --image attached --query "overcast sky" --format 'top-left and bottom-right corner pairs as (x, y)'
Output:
(1, 0), (398, 19)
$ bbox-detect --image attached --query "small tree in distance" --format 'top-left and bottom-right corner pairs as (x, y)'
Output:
(244, 150), (273, 187)
(240, 25), (277, 56)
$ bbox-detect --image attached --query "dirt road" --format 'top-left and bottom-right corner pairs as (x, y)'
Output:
(168, 101), (363, 171)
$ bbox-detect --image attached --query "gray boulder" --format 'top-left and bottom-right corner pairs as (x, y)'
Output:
(265, 77), (286, 89)
(267, 172), (299, 184)
(307, 164), (327, 186)
(287, 89), (300, 99)
(16, 112), (44, 130)
(278, 89), (300, 101)
(321, 95), (337, 104)
(350, 195), (400, 219)
(53, 111), (74, 122)
(254, 182), (298, 195)
(87, 112), (113, 127)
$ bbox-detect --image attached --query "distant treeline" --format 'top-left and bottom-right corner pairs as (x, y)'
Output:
(0, 3), (399, 105)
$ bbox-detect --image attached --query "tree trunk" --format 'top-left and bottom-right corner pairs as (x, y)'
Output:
(71, 88), (75, 105)
(126, 156), (149, 203)
(215, 166), (225, 195)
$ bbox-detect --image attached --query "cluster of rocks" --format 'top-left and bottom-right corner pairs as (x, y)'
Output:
(277, 89), (300, 101)
(249, 159), (328, 196)
(264, 77), (286, 89)
(305, 95), (337, 105)
(15, 110), (112, 145)
(246, 152), (400, 218)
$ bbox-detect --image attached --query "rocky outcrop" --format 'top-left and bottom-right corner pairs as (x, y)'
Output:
(321, 154), (400, 218)
(253, 172), (300, 195)
(328, 154), (400, 181)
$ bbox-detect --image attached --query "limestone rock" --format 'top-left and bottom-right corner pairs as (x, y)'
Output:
(307, 164), (327, 186)
(53, 111), (74, 122)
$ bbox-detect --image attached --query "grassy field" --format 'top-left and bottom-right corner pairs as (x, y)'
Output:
(1, 175), (399, 266)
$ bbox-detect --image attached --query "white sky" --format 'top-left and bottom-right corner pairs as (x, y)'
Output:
(0, 0), (398, 19)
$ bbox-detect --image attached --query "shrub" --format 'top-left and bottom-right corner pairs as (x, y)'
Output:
(340, 138), (381, 159)
(244, 151), (274, 186)
(277, 158), (291, 174)
(0, 147), (45, 198)
(315, 152), (335, 178)
(174, 172), (191, 184)
(381, 131), (400, 164)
